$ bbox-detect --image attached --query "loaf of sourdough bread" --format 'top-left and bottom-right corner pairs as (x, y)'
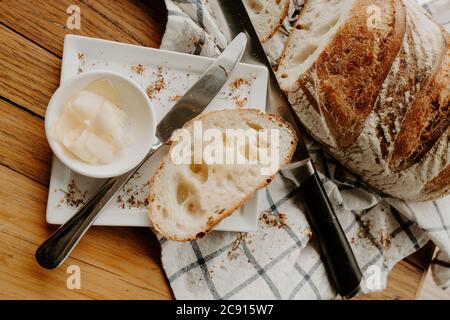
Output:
(148, 109), (297, 241)
(243, 0), (291, 42)
(275, 0), (449, 200)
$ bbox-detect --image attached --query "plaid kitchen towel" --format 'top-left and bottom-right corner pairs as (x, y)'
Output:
(158, 0), (450, 299)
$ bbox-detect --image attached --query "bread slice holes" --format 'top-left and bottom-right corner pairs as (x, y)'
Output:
(186, 199), (202, 215)
(176, 179), (204, 215)
(301, 22), (312, 30)
(190, 163), (209, 183)
(176, 182), (190, 204)
(162, 207), (169, 218)
(222, 133), (228, 146)
(280, 73), (288, 79)
(293, 44), (318, 65)
(239, 142), (251, 161)
(246, 121), (264, 131)
(246, 0), (263, 14)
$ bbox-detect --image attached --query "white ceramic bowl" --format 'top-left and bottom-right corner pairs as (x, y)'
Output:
(45, 71), (156, 178)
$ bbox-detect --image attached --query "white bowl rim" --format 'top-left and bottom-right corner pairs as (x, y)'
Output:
(45, 70), (156, 178)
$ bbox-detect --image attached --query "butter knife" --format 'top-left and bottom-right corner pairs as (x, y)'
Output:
(215, 0), (362, 299)
(36, 33), (248, 269)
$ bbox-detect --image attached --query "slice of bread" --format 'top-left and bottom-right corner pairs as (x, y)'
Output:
(148, 109), (298, 241)
(244, 0), (290, 42)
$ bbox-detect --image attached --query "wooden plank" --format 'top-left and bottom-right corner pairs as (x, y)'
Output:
(355, 260), (424, 300)
(0, 0), (164, 57)
(0, 231), (164, 299)
(0, 165), (173, 299)
(0, 99), (52, 186)
(355, 244), (435, 300)
(80, 0), (164, 48)
(0, 24), (60, 117)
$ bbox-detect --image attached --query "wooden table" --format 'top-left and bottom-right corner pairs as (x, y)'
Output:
(0, 0), (435, 300)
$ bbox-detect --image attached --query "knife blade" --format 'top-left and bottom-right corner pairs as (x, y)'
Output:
(215, 0), (362, 298)
(36, 33), (248, 269)
(156, 32), (247, 142)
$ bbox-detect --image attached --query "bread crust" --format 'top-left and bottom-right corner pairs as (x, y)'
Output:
(307, 0), (406, 148)
(425, 164), (450, 195)
(390, 31), (450, 171)
(147, 109), (298, 241)
(261, 0), (291, 43)
(277, 0), (450, 200)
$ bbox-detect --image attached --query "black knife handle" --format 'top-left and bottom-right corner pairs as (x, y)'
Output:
(300, 170), (362, 299)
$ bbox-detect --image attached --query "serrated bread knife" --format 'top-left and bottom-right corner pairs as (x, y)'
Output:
(215, 0), (363, 299)
(36, 33), (248, 269)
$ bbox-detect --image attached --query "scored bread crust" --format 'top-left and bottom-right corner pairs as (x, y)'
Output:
(278, 0), (406, 148)
(147, 109), (298, 241)
(276, 0), (450, 200)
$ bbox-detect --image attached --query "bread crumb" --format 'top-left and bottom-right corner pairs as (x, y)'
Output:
(131, 64), (145, 75)
(169, 94), (183, 102)
(234, 97), (248, 108)
(77, 52), (86, 65)
(227, 78), (252, 108)
(59, 180), (89, 208)
(116, 171), (150, 209)
(260, 211), (288, 228)
(146, 66), (166, 101)
(304, 226), (312, 239)
(227, 232), (247, 261)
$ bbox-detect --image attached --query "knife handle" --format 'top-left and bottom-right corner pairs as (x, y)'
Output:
(300, 170), (362, 299)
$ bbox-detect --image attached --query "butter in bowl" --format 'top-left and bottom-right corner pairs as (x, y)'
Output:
(45, 71), (156, 178)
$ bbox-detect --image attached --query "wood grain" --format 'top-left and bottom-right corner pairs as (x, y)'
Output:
(0, 99), (52, 185)
(0, 0), (164, 57)
(0, 165), (173, 299)
(0, 24), (60, 117)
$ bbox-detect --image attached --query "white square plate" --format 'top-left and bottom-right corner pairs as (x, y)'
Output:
(46, 35), (268, 232)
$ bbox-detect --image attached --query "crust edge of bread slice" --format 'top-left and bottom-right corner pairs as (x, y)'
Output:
(147, 109), (298, 242)
(245, 0), (291, 43)
(261, 0), (291, 43)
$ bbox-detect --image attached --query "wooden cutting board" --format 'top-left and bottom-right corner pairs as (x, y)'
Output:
(0, 0), (434, 299)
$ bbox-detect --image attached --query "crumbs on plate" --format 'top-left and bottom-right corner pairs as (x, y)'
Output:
(77, 52), (86, 74)
(58, 179), (89, 208)
(115, 171), (150, 209)
(146, 66), (167, 101)
(169, 94), (183, 102)
(227, 78), (253, 108)
(131, 64), (145, 75)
